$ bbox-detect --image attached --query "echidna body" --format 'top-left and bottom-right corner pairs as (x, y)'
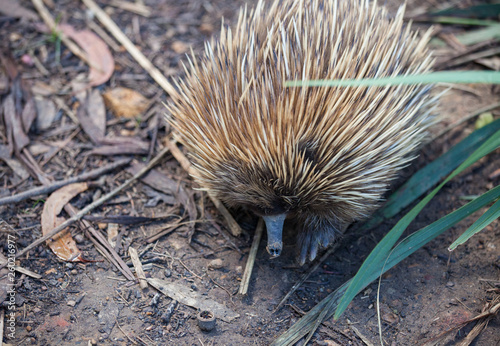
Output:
(168, 0), (439, 264)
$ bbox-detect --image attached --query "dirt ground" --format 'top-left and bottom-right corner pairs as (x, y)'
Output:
(0, 0), (499, 345)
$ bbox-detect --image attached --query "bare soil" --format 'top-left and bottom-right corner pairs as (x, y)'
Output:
(1, 0), (499, 345)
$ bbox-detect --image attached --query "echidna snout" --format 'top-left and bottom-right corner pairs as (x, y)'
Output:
(262, 214), (287, 257)
(167, 0), (440, 265)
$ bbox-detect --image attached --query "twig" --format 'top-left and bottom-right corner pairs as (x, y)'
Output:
(128, 246), (148, 289)
(116, 317), (138, 345)
(65, 203), (135, 281)
(239, 218), (264, 295)
(15, 147), (171, 259)
(31, 0), (96, 69)
(0, 258), (41, 279)
(0, 158), (131, 206)
(178, 259), (203, 280)
(81, 0), (179, 98)
(350, 325), (376, 346)
(274, 243), (341, 311)
(0, 309), (4, 345)
(165, 139), (243, 237)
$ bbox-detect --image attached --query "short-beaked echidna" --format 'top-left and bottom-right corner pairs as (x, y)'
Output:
(167, 0), (439, 264)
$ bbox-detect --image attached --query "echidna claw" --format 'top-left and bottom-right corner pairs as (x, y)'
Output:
(263, 214), (287, 258)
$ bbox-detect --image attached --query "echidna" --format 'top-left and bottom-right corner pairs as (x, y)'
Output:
(167, 0), (439, 264)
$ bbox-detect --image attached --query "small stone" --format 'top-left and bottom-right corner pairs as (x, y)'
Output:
(67, 300), (76, 307)
(74, 234), (85, 243)
(446, 281), (455, 287)
(199, 22), (214, 35)
(71, 269), (78, 275)
(235, 266), (243, 274)
(172, 41), (188, 54)
(208, 259), (224, 270)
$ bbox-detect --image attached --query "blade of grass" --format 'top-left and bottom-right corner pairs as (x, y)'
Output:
(425, 16), (499, 26)
(432, 4), (500, 18)
(285, 71), (500, 88)
(449, 197), (500, 250)
(334, 128), (500, 320)
(272, 184), (500, 345)
(361, 118), (500, 231)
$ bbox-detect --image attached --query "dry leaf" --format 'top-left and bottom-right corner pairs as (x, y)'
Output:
(76, 89), (106, 143)
(103, 87), (149, 118)
(58, 24), (114, 86)
(41, 183), (89, 262)
(34, 96), (57, 130)
(0, 0), (38, 21)
(3, 93), (29, 153)
(21, 97), (37, 133)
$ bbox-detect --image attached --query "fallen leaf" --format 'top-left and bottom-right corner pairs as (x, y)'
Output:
(34, 96), (57, 130)
(57, 24), (114, 86)
(127, 161), (197, 238)
(21, 97), (37, 133)
(0, 0), (38, 21)
(0, 145), (29, 180)
(103, 87), (149, 118)
(76, 89), (106, 143)
(147, 278), (240, 322)
(3, 93), (29, 153)
(41, 183), (89, 262)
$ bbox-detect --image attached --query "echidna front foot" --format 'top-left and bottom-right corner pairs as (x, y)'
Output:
(297, 224), (337, 265)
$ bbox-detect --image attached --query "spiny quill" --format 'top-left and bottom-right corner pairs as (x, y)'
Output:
(167, 0), (440, 265)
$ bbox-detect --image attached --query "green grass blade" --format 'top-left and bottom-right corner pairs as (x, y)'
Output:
(448, 198), (500, 251)
(361, 118), (500, 231)
(272, 185), (500, 345)
(334, 128), (500, 320)
(285, 71), (500, 88)
(432, 4), (500, 19)
(427, 16), (499, 26)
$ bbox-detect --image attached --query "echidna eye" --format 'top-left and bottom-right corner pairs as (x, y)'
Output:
(297, 141), (317, 163)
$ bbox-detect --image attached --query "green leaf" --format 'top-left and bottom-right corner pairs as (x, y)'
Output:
(285, 71), (500, 88)
(448, 197), (500, 250)
(333, 128), (500, 320)
(362, 118), (500, 231)
(272, 185), (500, 345)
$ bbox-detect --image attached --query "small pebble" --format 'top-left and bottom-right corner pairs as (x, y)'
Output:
(74, 234), (84, 243)
(67, 300), (76, 307)
(446, 281), (455, 287)
(208, 258), (224, 270)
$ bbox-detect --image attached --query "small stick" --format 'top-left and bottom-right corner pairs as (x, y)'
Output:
(0, 309), (4, 345)
(0, 258), (41, 279)
(165, 140), (243, 237)
(81, 0), (179, 98)
(14, 147), (170, 259)
(128, 246), (148, 289)
(0, 158), (131, 206)
(239, 218), (264, 295)
(115, 317), (138, 345)
(65, 203), (135, 281)
(274, 243), (341, 311)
